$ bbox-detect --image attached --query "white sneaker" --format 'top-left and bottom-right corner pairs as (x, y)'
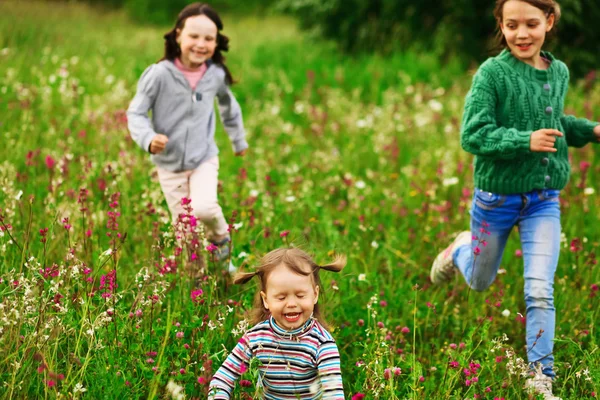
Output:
(430, 231), (471, 285)
(525, 372), (561, 400)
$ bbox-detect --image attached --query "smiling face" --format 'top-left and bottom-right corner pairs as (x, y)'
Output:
(176, 14), (218, 69)
(260, 264), (319, 330)
(500, 0), (555, 68)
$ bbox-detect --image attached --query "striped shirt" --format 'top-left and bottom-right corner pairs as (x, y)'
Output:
(209, 317), (345, 399)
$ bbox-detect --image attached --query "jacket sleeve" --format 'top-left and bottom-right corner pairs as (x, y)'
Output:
(127, 65), (161, 153)
(208, 335), (252, 400)
(216, 78), (248, 154)
(460, 67), (532, 160)
(317, 340), (345, 399)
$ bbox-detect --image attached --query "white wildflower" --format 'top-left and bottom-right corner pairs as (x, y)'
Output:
(166, 380), (185, 400)
(428, 99), (443, 112)
(442, 177), (459, 187)
(73, 383), (86, 393)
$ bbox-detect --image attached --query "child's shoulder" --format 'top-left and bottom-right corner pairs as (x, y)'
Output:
(476, 55), (508, 77)
(245, 319), (271, 335)
(549, 56), (569, 78)
(137, 60), (171, 82)
(310, 321), (337, 343)
(208, 61), (228, 83)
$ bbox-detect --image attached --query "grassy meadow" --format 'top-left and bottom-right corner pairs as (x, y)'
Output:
(0, 1), (599, 399)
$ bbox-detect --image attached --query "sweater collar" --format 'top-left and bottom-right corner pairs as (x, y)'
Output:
(160, 59), (215, 88)
(497, 48), (556, 82)
(268, 315), (315, 339)
(174, 57), (208, 73)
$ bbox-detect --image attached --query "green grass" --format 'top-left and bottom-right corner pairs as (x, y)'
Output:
(0, 1), (599, 399)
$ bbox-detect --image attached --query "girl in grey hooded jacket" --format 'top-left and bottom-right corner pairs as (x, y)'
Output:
(127, 2), (247, 264)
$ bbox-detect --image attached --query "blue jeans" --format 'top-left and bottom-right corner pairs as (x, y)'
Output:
(453, 188), (561, 378)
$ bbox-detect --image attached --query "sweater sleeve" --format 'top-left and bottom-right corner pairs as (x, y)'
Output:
(127, 65), (161, 153)
(208, 336), (252, 400)
(561, 115), (598, 148)
(460, 67), (532, 160)
(216, 78), (249, 154)
(316, 340), (345, 399)
(558, 66), (598, 148)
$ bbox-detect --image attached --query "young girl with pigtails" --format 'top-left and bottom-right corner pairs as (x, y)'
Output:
(209, 247), (346, 399)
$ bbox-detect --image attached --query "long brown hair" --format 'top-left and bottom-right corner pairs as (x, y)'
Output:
(234, 247), (346, 329)
(161, 3), (234, 85)
(493, 0), (561, 50)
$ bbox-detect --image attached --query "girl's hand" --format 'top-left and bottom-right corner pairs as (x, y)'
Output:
(150, 134), (169, 154)
(235, 149), (247, 157)
(530, 129), (563, 152)
(594, 124), (600, 142)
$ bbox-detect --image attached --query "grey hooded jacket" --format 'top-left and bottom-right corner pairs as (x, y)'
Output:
(127, 60), (248, 172)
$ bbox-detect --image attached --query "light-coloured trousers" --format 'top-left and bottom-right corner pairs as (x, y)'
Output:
(156, 156), (229, 242)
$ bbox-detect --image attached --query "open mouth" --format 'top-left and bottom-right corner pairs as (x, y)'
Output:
(516, 43), (532, 51)
(284, 313), (301, 323)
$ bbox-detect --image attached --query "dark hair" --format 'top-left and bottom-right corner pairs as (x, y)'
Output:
(162, 3), (234, 85)
(234, 247), (347, 329)
(493, 0), (561, 51)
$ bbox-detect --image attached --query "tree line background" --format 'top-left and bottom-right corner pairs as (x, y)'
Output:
(62, 0), (600, 78)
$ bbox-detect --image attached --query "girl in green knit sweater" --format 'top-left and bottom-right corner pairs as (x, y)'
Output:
(430, 1), (600, 399)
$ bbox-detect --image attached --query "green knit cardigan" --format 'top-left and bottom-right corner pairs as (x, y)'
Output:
(461, 48), (598, 194)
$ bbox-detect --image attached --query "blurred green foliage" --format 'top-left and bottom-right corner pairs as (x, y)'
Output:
(276, 0), (600, 78)
(72, 0), (277, 25)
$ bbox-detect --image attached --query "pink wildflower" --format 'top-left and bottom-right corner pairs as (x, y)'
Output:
(45, 155), (56, 170)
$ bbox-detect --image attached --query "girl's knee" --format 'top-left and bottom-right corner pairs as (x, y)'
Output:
(524, 279), (555, 308)
(193, 202), (220, 221)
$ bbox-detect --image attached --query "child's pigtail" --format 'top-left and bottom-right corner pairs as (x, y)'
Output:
(233, 270), (258, 285)
(318, 254), (347, 273)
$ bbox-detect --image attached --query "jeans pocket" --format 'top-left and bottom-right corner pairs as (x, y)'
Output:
(474, 189), (506, 210)
(537, 189), (560, 202)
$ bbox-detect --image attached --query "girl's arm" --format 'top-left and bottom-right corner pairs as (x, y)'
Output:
(216, 81), (249, 155)
(208, 336), (252, 400)
(316, 341), (345, 399)
(558, 66), (599, 148)
(560, 114), (599, 148)
(460, 69), (531, 160)
(126, 65), (161, 153)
